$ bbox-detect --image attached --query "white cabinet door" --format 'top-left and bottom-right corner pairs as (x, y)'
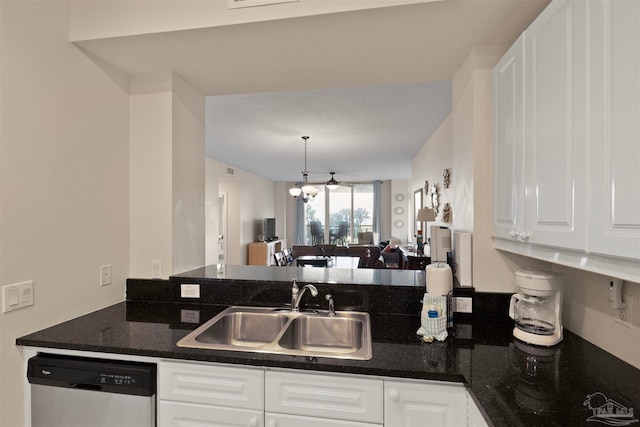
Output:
(265, 412), (381, 427)
(524, 0), (588, 250)
(265, 371), (383, 425)
(467, 392), (489, 427)
(158, 401), (263, 427)
(158, 360), (264, 410)
(384, 380), (467, 427)
(493, 34), (526, 241)
(589, 0), (640, 260)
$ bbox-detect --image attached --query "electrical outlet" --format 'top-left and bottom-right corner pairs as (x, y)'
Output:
(180, 309), (200, 323)
(100, 265), (112, 286)
(615, 294), (634, 328)
(454, 297), (473, 314)
(181, 284), (200, 299)
(152, 260), (162, 278)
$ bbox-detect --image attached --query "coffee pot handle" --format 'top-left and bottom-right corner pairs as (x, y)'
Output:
(508, 294), (519, 320)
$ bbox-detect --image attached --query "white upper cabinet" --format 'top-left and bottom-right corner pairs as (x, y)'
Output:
(524, 0), (588, 250)
(493, 0), (640, 281)
(588, 0), (640, 261)
(493, 35), (525, 241)
(493, 1), (588, 250)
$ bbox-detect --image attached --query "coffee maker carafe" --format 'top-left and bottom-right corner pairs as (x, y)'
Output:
(509, 268), (563, 346)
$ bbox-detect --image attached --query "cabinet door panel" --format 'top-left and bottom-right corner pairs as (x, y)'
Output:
(158, 361), (264, 410)
(493, 35), (526, 240)
(589, 0), (640, 260)
(265, 371), (383, 424)
(158, 401), (263, 427)
(525, 0), (587, 249)
(468, 392), (490, 427)
(265, 412), (381, 427)
(384, 381), (467, 427)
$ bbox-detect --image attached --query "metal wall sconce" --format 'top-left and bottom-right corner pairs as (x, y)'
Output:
(443, 203), (452, 223)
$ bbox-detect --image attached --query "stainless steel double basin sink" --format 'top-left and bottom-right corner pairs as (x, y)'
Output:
(177, 306), (372, 360)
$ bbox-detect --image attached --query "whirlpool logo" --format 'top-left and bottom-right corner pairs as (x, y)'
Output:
(584, 392), (638, 426)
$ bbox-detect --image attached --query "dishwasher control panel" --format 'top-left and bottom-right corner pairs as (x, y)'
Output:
(28, 354), (156, 396)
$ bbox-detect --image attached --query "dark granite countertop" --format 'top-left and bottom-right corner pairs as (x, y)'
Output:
(17, 271), (640, 427)
(171, 264), (427, 288)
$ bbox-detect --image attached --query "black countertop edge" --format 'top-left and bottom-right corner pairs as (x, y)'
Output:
(17, 338), (466, 385)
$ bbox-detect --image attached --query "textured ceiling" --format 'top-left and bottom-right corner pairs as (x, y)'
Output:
(75, 0), (550, 182)
(206, 81), (451, 182)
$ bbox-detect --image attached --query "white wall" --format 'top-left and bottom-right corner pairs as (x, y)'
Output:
(239, 171), (277, 264)
(0, 2), (130, 426)
(390, 179), (411, 244)
(207, 160), (276, 265)
(450, 46), (529, 294)
(171, 74), (205, 275)
(129, 73), (173, 278)
(560, 266), (640, 368)
(274, 182), (288, 241)
(129, 73), (205, 277)
(411, 113), (453, 240)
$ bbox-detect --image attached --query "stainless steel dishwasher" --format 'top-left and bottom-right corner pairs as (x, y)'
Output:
(27, 354), (156, 427)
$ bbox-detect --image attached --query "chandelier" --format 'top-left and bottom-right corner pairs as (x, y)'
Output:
(289, 136), (318, 203)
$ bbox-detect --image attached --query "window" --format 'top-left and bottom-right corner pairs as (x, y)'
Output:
(305, 187), (325, 245)
(304, 183), (374, 244)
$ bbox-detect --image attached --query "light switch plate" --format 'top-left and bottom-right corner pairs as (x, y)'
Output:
(3, 281), (34, 313)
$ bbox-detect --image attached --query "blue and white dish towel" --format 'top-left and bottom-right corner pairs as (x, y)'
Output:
(417, 293), (448, 342)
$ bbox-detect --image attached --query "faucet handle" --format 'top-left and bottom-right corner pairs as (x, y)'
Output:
(325, 294), (335, 316)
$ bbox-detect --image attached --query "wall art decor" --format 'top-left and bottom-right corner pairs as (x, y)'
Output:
(425, 182), (439, 215)
(443, 203), (451, 222)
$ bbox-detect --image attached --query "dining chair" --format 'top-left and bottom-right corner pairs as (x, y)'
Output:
(309, 221), (324, 244)
(273, 251), (286, 266)
(282, 248), (293, 264)
(334, 222), (349, 245)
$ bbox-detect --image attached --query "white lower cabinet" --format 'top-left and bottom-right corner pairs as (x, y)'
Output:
(160, 401), (263, 427)
(265, 371), (383, 426)
(467, 392), (489, 427)
(385, 380), (467, 427)
(265, 412), (381, 427)
(158, 360), (473, 427)
(157, 360), (265, 427)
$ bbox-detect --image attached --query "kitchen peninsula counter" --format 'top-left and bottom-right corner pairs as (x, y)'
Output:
(17, 268), (640, 427)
